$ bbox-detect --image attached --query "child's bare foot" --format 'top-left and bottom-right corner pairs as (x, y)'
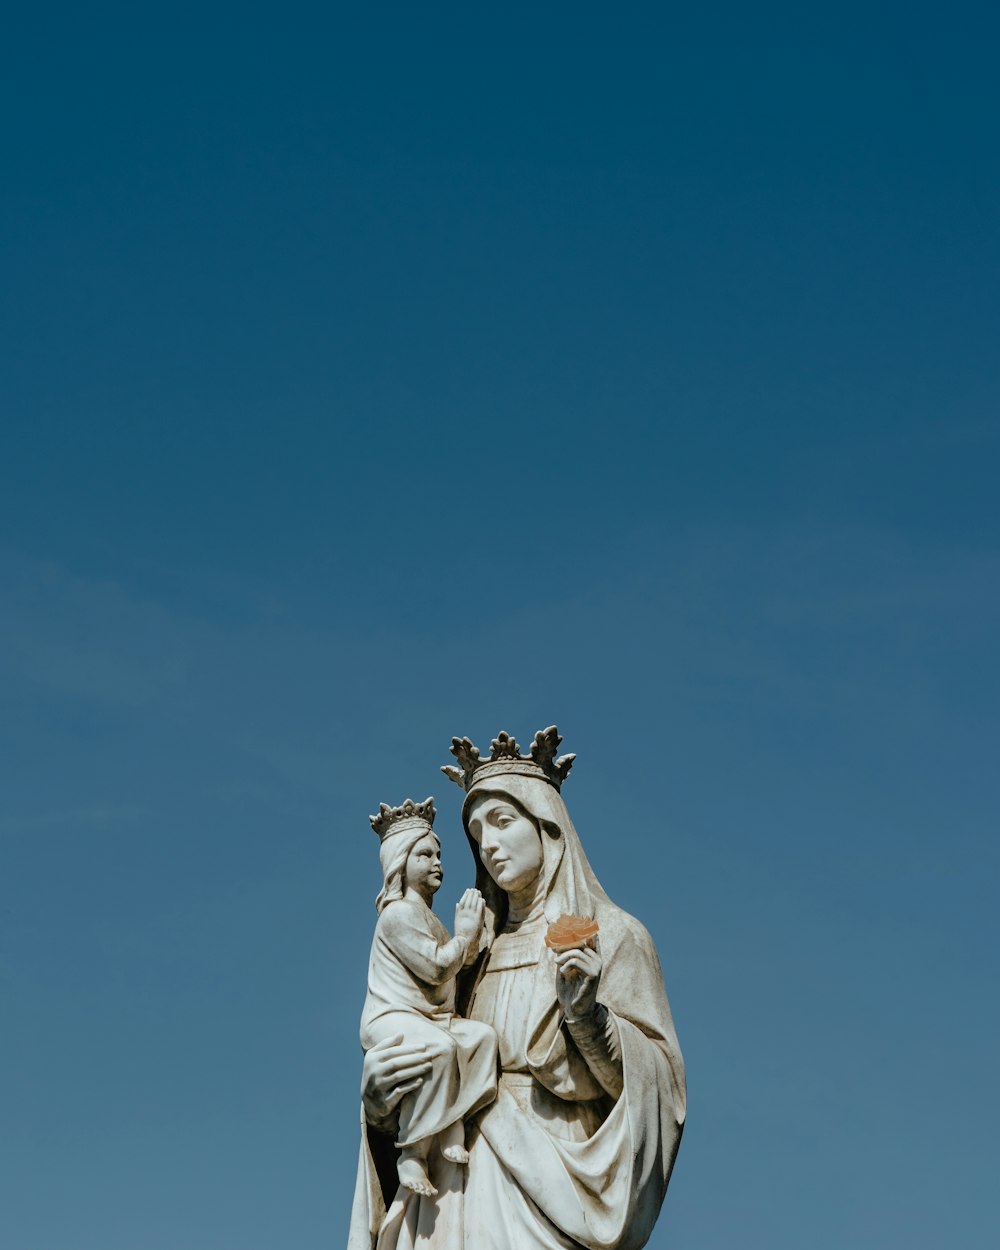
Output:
(441, 1120), (469, 1165)
(397, 1154), (437, 1198)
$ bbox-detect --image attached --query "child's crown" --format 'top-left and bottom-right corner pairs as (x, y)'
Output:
(369, 796), (437, 842)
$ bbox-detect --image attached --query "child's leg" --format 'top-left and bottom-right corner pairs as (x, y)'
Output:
(441, 1118), (469, 1165)
(397, 1134), (437, 1197)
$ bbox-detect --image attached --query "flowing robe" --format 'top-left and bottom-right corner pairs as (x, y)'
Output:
(463, 900), (684, 1250)
(349, 901), (684, 1250)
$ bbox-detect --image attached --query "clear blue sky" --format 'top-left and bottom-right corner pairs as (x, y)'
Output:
(2, 4), (998, 1248)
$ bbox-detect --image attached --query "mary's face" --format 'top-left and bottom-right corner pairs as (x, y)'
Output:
(466, 794), (543, 894)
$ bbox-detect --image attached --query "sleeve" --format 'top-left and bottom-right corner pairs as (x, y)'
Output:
(380, 904), (470, 986)
(602, 917), (686, 1125)
(566, 1004), (624, 1099)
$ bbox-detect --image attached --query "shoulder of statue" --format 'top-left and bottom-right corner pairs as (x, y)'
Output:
(596, 903), (657, 962)
(378, 897), (424, 933)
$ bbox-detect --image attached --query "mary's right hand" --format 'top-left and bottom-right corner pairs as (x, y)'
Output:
(361, 1034), (432, 1129)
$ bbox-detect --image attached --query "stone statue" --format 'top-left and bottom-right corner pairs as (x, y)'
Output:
(348, 728), (686, 1250)
(360, 798), (498, 1198)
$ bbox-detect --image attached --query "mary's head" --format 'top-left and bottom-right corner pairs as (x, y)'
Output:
(445, 727), (609, 937)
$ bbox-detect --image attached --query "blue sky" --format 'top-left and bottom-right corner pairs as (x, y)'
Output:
(2, 4), (998, 1248)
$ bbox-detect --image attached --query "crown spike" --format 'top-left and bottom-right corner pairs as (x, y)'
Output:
(529, 725), (562, 769)
(490, 731), (522, 760)
(554, 752), (576, 783)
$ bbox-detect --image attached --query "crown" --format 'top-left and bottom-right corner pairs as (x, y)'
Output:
(441, 726), (575, 792)
(369, 796), (437, 841)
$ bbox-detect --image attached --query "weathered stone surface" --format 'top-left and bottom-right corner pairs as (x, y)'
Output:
(349, 727), (686, 1250)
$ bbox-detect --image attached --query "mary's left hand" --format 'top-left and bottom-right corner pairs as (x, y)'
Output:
(554, 945), (603, 1022)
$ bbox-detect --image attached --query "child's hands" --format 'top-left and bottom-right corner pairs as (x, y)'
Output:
(454, 887), (485, 944)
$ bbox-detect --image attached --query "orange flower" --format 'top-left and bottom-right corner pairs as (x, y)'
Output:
(545, 914), (600, 953)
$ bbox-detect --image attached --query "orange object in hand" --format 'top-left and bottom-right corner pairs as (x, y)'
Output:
(545, 914), (600, 953)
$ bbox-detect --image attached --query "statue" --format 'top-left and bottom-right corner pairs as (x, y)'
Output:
(361, 798), (498, 1197)
(348, 728), (686, 1250)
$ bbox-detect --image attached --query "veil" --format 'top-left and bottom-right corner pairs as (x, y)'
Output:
(460, 772), (610, 940)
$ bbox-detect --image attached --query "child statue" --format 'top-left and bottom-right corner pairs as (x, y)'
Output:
(360, 797), (498, 1199)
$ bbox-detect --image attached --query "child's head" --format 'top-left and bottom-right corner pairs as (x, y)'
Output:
(369, 797), (440, 912)
(377, 827), (441, 911)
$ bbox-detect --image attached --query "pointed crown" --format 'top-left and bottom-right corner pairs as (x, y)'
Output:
(369, 796), (437, 842)
(441, 725), (575, 793)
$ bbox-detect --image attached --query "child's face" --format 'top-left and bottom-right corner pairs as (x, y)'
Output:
(405, 833), (443, 900)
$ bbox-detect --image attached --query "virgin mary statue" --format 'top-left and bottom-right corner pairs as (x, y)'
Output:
(349, 728), (686, 1250)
